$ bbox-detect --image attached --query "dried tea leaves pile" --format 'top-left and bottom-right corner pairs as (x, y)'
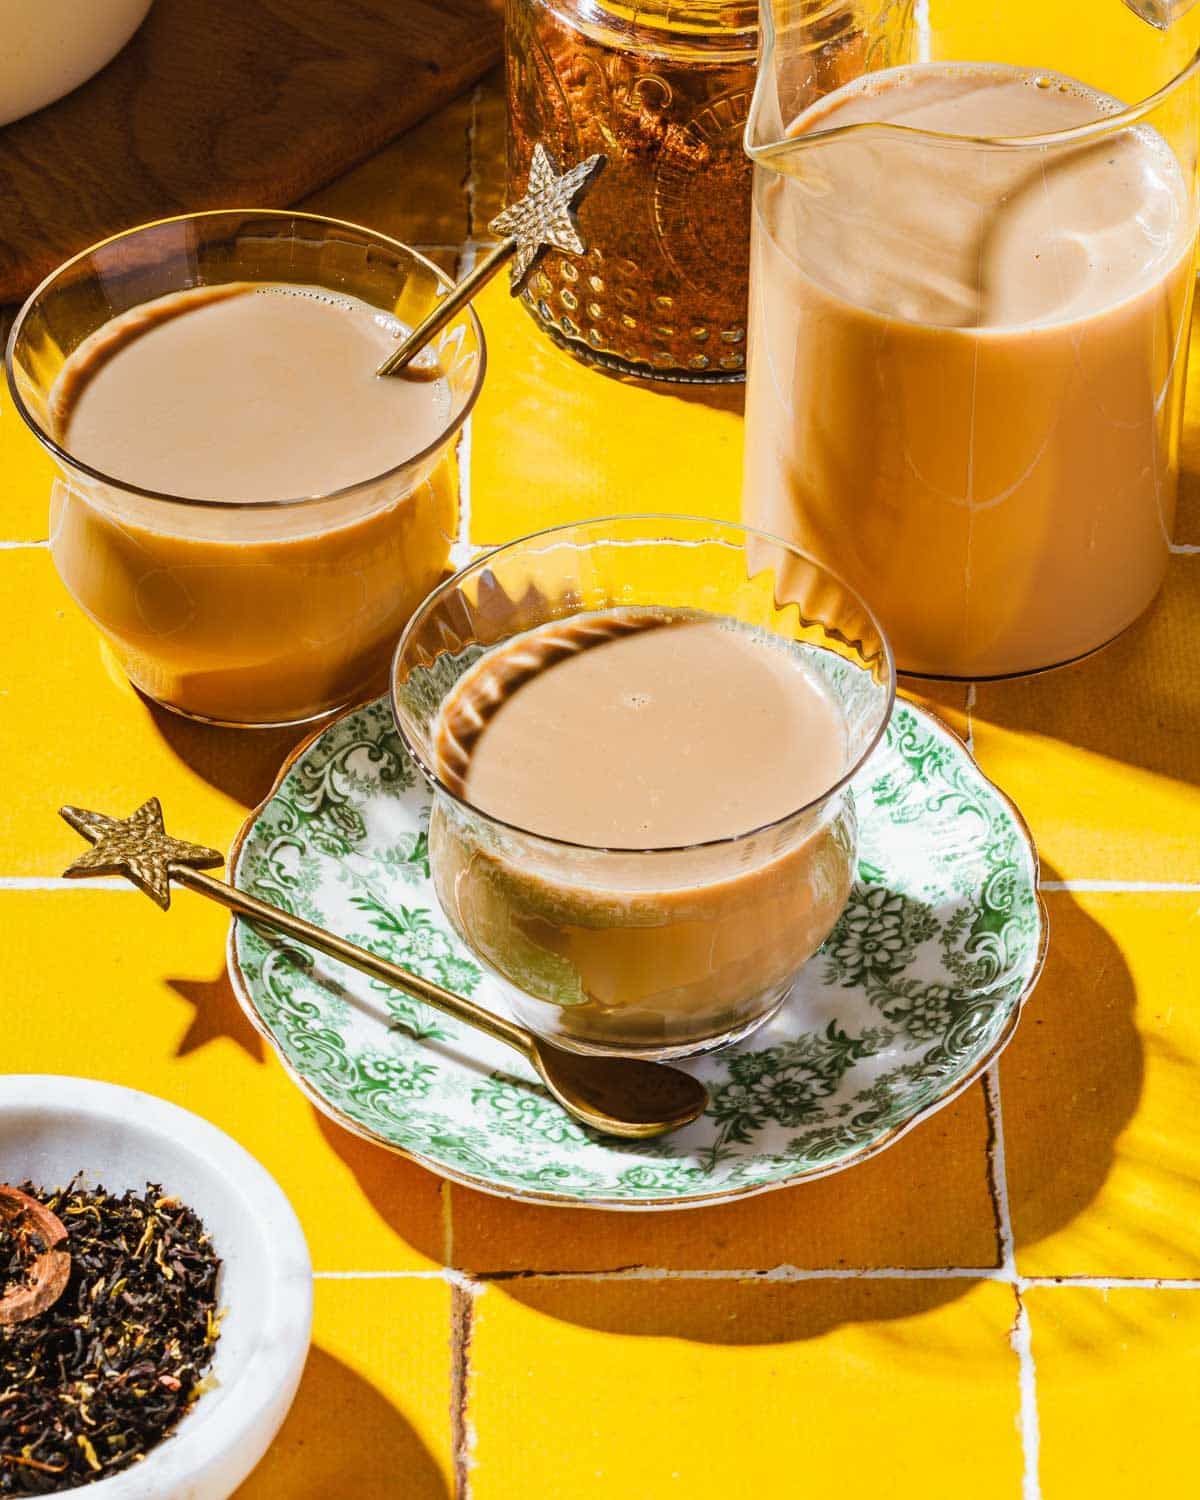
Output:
(0, 1182), (221, 1494)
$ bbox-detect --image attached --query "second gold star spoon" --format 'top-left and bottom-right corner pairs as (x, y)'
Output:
(376, 143), (606, 377)
(59, 799), (708, 1141)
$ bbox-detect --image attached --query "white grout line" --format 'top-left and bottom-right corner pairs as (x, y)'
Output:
(915, 0), (932, 63)
(0, 877), (137, 891)
(1170, 542), (1200, 554)
(309, 1272), (1200, 1296)
(1040, 880), (1200, 893)
(452, 1277), (481, 1500)
(1010, 1290), (1041, 1500)
(481, 1265), (1007, 1283)
(985, 1068), (1042, 1500)
(984, 1071), (1016, 1270)
(1020, 1276), (1200, 1291)
(450, 240), (480, 569)
(313, 1265), (1200, 1289)
(0, 538), (47, 549)
(315, 1269), (450, 1280)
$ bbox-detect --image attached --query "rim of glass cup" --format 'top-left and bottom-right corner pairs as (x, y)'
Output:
(746, 35), (1200, 165)
(390, 513), (898, 856)
(3, 208), (487, 513)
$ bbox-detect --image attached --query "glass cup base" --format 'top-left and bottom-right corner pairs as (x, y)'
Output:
(512, 981), (792, 1063)
(894, 604), (1150, 683)
(128, 676), (356, 732)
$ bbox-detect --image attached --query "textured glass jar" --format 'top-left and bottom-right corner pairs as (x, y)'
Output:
(505, 0), (759, 382)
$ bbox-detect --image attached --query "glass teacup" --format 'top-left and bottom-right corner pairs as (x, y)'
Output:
(392, 515), (894, 1059)
(6, 210), (485, 727)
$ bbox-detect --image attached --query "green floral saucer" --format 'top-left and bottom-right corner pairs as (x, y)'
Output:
(228, 695), (1046, 1210)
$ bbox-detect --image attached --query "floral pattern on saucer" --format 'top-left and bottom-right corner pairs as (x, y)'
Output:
(228, 696), (1046, 1209)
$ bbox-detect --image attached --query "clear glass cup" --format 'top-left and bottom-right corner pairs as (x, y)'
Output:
(392, 515), (895, 1059)
(5, 210), (485, 727)
(744, 1), (1200, 678)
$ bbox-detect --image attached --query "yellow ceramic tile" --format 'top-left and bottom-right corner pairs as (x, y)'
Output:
(238, 1277), (454, 1498)
(1028, 1286), (1199, 1499)
(300, 92), (473, 253)
(449, 1082), (998, 1273)
(928, 0), (1200, 100)
(898, 677), (971, 741)
(1, 411), (58, 542)
(0, 548), (328, 875)
(468, 278), (745, 545)
(1178, 475), (1200, 546)
(0, 890), (447, 1271)
(468, 1279), (1022, 1499)
(1001, 891), (1200, 1278)
(971, 557), (1200, 883)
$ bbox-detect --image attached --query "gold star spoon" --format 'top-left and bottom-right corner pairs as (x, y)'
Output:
(376, 143), (606, 377)
(59, 800), (707, 1141)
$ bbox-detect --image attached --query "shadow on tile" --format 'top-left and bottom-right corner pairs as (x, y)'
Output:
(449, 1082), (999, 1278)
(999, 884), (1149, 1265)
(234, 1345), (449, 1498)
(166, 968), (266, 1062)
(454, 871), (1140, 1343)
(488, 1274), (985, 1347)
(145, 701), (312, 811)
(313, 1109), (448, 1268)
(143, 661), (393, 810)
(289, 872), (1140, 1342)
(614, 374), (746, 418)
(537, 340), (748, 415)
(973, 555), (1199, 793)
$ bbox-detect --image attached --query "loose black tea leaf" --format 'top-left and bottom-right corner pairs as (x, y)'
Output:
(0, 1181), (221, 1494)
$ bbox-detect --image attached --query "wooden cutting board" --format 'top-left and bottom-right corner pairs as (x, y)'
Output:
(0, 0), (503, 303)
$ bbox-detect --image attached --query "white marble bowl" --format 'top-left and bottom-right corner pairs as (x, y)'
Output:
(0, 1076), (311, 1497)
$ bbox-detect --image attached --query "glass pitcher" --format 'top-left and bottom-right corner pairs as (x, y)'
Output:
(743, 1), (1200, 678)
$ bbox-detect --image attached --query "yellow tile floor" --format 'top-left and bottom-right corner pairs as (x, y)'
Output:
(4, 48), (1200, 1500)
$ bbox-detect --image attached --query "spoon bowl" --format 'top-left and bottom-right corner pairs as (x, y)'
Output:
(532, 1041), (709, 1139)
(58, 799), (711, 1142)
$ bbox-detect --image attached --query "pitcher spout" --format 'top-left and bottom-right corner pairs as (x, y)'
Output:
(746, 1), (916, 165)
(1123, 0), (1200, 30)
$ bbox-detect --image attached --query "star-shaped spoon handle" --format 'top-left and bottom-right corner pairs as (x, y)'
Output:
(376, 144), (606, 378)
(58, 799), (708, 1140)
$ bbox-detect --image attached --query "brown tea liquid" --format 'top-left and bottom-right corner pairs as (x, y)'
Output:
(51, 284), (458, 725)
(429, 610), (857, 1054)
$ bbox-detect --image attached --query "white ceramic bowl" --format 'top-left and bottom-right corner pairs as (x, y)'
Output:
(0, 1076), (312, 1498)
(0, 0), (154, 126)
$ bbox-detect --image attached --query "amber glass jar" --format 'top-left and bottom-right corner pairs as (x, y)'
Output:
(505, 0), (758, 382)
